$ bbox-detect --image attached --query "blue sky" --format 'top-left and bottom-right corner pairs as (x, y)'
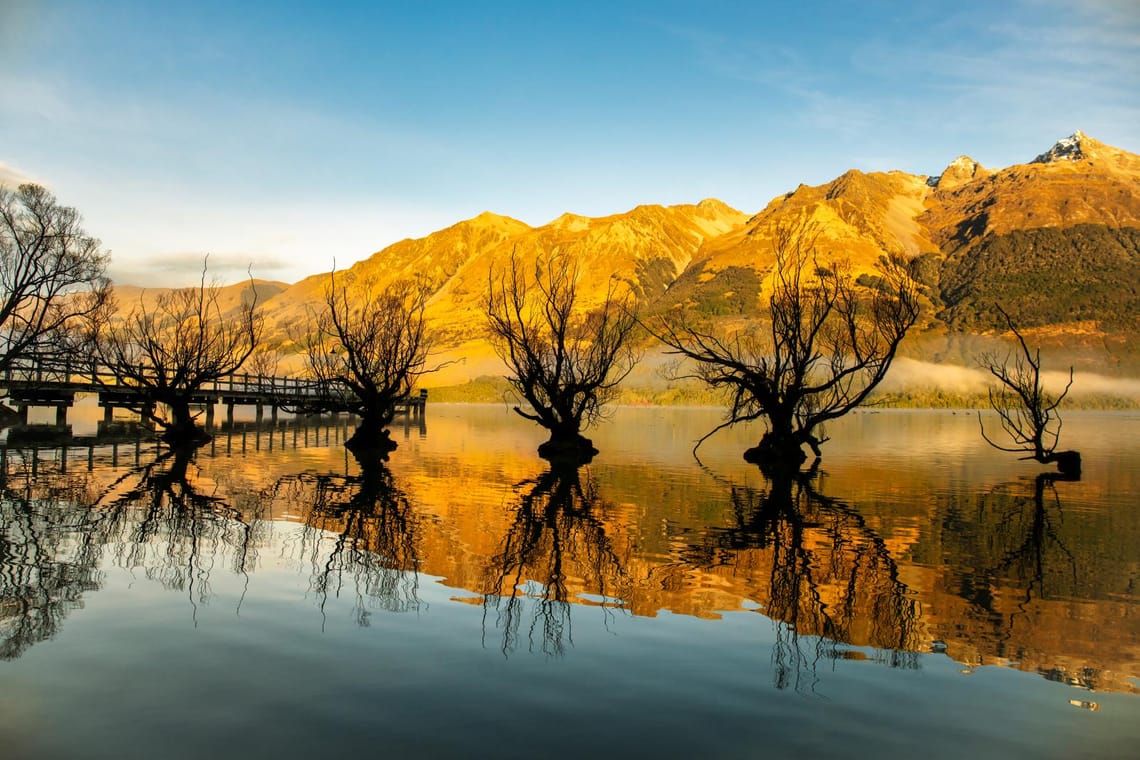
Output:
(2, 0), (1137, 286)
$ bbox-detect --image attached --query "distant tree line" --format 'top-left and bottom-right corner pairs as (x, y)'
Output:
(937, 225), (1140, 332)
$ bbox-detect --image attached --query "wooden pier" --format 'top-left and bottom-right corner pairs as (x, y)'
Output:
(0, 358), (427, 430)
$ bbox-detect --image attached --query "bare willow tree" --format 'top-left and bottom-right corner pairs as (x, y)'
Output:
(90, 262), (261, 443)
(1, 183), (110, 372)
(486, 250), (639, 462)
(303, 273), (435, 451)
(247, 346), (286, 379)
(978, 306), (1080, 476)
(654, 220), (919, 469)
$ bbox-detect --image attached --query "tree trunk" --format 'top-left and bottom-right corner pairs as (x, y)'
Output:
(1041, 450), (1082, 478)
(161, 399), (209, 444)
(151, 445), (198, 488)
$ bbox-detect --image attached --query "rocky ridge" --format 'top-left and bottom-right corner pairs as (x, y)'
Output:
(121, 132), (1140, 378)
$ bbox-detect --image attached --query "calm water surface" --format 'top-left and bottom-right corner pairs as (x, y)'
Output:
(1, 405), (1138, 758)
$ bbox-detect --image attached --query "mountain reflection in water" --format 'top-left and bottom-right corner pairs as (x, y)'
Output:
(1, 408), (1138, 754)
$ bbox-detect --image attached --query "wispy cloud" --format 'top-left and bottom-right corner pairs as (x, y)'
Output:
(97, 195), (460, 288)
(0, 66), (466, 286)
(848, 0), (1140, 154)
(663, 24), (878, 136)
(883, 359), (1140, 402)
(109, 252), (293, 286)
(0, 75), (75, 126)
(0, 64), (452, 199)
(0, 161), (38, 188)
(664, 1), (1138, 171)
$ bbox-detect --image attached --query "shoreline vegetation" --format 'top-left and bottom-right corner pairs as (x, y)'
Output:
(426, 375), (1140, 410)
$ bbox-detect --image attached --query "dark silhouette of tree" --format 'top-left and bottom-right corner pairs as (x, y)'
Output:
(483, 465), (629, 656)
(1, 183), (110, 373)
(653, 219), (918, 470)
(485, 250), (639, 463)
(89, 261), (262, 444)
(680, 467), (920, 690)
(302, 272), (436, 453)
(247, 345), (286, 379)
(978, 306), (1081, 476)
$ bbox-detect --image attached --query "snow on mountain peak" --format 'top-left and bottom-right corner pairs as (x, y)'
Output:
(1033, 131), (1088, 163)
(927, 155), (988, 188)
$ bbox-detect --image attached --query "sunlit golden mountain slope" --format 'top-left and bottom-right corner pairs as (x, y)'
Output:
(254, 199), (749, 349)
(111, 280), (289, 321)
(114, 132), (1139, 377)
(923, 131), (1140, 245)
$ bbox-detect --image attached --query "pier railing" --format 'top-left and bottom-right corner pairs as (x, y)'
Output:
(0, 356), (426, 420)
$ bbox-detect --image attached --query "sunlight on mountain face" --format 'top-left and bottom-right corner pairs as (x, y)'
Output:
(99, 133), (1140, 393)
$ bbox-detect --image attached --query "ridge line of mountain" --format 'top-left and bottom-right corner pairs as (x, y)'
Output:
(114, 132), (1140, 376)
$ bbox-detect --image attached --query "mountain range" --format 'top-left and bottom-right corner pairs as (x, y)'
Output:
(169, 131), (1140, 385)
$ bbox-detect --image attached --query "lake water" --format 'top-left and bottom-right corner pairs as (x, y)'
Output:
(2, 405), (1138, 758)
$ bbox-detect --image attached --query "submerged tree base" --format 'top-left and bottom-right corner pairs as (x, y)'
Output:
(160, 424), (212, 446)
(345, 426), (398, 455)
(538, 434), (598, 465)
(743, 430), (819, 474)
(1041, 450), (1082, 478)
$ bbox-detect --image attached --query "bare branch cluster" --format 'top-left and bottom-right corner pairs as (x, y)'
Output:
(653, 218), (919, 467)
(485, 250), (639, 459)
(302, 272), (435, 448)
(1, 184), (110, 372)
(246, 347), (286, 379)
(90, 262), (261, 440)
(978, 306), (1079, 475)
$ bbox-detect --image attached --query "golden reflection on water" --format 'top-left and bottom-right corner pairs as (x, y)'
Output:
(2, 406), (1138, 694)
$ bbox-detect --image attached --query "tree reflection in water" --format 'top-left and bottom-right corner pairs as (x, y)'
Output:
(99, 445), (263, 611)
(483, 465), (629, 657)
(988, 473), (1079, 605)
(0, 444), (265, 658)
(958, 472), (1089, 687)
(274, 448), (422, 626)
(680, 466), (921, 692)
(1, 450), (101, 659)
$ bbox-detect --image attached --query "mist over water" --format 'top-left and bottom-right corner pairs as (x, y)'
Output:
(881, 357), (991, 395)
(880, 357), (1140, 403)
